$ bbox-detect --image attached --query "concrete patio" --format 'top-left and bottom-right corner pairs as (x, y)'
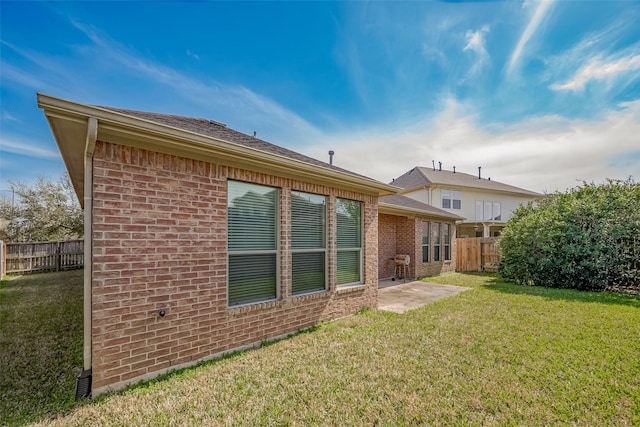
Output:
(377, 279), (470, 314)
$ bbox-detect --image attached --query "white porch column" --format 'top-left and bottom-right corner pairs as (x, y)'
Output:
(483, 223), (491, 237)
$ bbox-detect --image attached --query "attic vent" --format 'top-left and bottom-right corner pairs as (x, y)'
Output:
(208, 120), (227, 127)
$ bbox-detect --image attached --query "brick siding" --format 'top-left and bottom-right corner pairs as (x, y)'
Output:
(91, 141), (378, 395)
(377, 214), (456, 280)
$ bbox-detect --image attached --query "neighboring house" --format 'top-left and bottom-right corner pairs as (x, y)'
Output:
(390, 166), (541, 238)
(378, 194), (462, 280)
(38, 93), (397, 396)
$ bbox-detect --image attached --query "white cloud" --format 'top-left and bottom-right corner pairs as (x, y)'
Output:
(0, 137), (60, 159)
(550, 54), (640, 91)
(303, 98), (640, 194)
(463, 25), (490, 76)
(507, 0), (555, 76)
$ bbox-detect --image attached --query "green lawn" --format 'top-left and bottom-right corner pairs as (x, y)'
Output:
(0, 270), (83, 426)
(3, 271), (639, 426)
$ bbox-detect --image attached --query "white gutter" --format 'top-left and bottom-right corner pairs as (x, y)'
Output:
(83, 117), (97, 371)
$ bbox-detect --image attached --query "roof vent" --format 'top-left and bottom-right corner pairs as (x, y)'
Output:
(253, 131), (257, 138)
(453, 166), (456, 174)
(208, 119), (227, 127)
(478, 166), (482, 179)
(329, 150), (335, 165)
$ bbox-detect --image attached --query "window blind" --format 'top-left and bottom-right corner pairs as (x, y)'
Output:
(227, 181), (278, 306)
(337, 198), (362, 286)
(291, 192), (326, 294)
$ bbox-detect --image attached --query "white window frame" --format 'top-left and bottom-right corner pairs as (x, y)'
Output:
(421, 221), (430, 263)
(227, 180), (279, 307)
(442, 189), (461, 210)
(291, 191), (327, 295)
(443, 224), (451, 261)
(433, 222), (442, 262)
(336, 198), (363, 287)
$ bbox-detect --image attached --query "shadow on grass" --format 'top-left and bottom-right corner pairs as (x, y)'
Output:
(482, 275), (640, 309)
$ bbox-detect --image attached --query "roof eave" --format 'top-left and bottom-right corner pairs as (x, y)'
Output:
(378, 202), (464, 221)
(37, 93), (399, 201)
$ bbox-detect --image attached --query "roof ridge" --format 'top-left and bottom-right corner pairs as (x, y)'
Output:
(414, 166), (433, 184)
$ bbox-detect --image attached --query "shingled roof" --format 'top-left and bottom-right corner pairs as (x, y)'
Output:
(391, 166), (541, 197)
(379, 194), (464, 220)
(99, 107), (370, 179)
(37, 93), (399, 204)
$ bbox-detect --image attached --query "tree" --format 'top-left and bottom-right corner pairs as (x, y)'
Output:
(499, 178), (640, 292)
(0, 174), (83, 242)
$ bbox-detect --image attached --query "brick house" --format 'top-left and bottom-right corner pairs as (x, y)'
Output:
(38, 93), (398, 396)
(378, 194), (462, 280)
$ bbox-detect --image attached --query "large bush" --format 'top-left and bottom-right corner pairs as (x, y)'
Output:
(499, 179), (640, 291)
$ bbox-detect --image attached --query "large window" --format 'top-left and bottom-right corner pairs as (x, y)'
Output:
(291, 191), (326, 295)
(433, 222), (442, 262)
(336, 198), (362, 286)
(442, 189), (461, 210)
(443, 224), (451, 261)
(475, 200), (502, 221)
(227, 181), (278, 306)
(421, 221), (430, 263)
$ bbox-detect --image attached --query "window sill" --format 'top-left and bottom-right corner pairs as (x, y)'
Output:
(228, 298), (280, 315)
(292, 289), (329, 302)
(336, 284), (367, 295)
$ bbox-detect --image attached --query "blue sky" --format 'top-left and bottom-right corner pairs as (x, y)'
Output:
(1, 1), (639, 197)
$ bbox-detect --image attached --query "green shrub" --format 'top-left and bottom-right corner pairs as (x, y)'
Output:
(499, 178), (640, 291)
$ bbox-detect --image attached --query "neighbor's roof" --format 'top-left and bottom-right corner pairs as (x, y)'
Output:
(379, 194), (464, 221)
(391, 166), (541, 197)
(37, 93), (398, 206)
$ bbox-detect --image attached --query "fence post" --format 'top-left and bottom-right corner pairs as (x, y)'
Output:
(56, 241), (61, 272)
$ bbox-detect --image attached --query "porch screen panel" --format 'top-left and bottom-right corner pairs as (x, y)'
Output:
(228, 181), (278, 306)
(291, 192), (326, 294)
(337, 198), (362, 286)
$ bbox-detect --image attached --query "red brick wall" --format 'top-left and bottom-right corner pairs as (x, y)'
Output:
(377, 214), (457, 280)
(377, 214), (396, 279)
(90, 141), (378, 395)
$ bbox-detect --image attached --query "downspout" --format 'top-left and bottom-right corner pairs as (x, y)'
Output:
(76, 117), (97, 399)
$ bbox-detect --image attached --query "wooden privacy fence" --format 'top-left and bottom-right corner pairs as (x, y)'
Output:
(456, 237), (501, 272)
(2, 240), (84, 275)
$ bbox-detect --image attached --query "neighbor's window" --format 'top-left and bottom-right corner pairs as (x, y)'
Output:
(444, 224), (451, 261)
(291, 191), (327, 295)
(475, 200), (502, 221)
(433, 223), (442, 262)
(336, 198), (362, 286)
(227, 181), (278, 306)
(452, 190), (461, 209)
(421, 221), (430, 263)
(492, 202), (501, 221)
(442, 189), (461, 210)
(442, 190), (451, 209)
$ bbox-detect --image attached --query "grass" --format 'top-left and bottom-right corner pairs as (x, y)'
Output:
(3, 270), (640, 426)
(0, 270), (84, 426)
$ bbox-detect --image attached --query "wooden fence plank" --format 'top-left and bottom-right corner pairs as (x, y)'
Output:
(5, 240), (84, 274)
(456, 237), (501, 272)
